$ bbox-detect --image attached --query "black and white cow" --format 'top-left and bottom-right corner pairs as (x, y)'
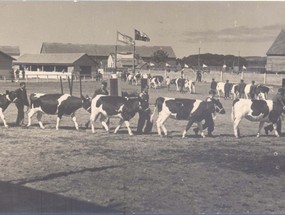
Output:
(0, 90), (18, 128)
(90, 95), (145, 135)
(184, 79), (196, 93)
(175, 78), (186, 91)
(150, 97), (225, 138)
(231, 98), (285, 138)
(27, 93), (91, 130)
(244, 84), (270, 100)
(217, 82), (239, 99)
(150, 75), (164, 89)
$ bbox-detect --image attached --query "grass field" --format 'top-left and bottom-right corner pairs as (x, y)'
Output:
(0, 77), (284, 214)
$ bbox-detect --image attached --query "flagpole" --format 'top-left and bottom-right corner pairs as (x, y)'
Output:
(133, 40), (136, 74)
(115, 31), (118, 73)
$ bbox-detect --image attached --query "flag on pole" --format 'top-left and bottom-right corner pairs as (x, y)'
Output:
(202, 64), (207, 68)
(117, 31), (133, 45)
(223, 64), (227, 68)
(166, 63), (171, 67)
(149, 62), (155, 66)
(135, 29), (150, 42)
(243, 65), (247, 70)
(184, 64), (189, 68)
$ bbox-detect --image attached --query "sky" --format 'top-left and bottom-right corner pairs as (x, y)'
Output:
(1, 1), (285, 58)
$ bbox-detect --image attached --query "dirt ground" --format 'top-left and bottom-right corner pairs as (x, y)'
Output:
(0, 76), (284, 214)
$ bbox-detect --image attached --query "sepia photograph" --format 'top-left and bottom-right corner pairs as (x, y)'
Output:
(0, 1), (284, 214)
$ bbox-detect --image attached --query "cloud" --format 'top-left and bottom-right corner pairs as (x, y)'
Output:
(182, 24), (285, 43)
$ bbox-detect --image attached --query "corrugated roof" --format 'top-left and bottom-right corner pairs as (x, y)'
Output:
(266, 29), (285, 55)
(41, 42), (176, 59)
(0, 46), (20, 56)
(15, 53), (87, 64)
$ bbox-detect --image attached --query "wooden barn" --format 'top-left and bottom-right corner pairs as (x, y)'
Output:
(0, 50), (15, 80)
(40, 42), (176, 68)
(0, 46), (20, 59)
(266, 29), (285, 73)
(14, 53), (97, 77)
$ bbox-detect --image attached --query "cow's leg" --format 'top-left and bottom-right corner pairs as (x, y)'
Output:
(156, 113), (169, 136)
(71, 113), (79, 130)
(256, 121), (265, 137)
(27, 108), (37, 128)
(182, 118), (205, 138)
(101, 117), (110, 132)
(124, 121), (133, 136)
(56, 116), (62, 130)
(90, 109), (101, 133)
(36, 112), (45, 129)
(159, 115), (169, 136)
(156, 115), (162, 136)
(233, 118), (242, 138)
(0, 108), (8, 128)
(197, 121), (206, 138)
(272, 123), (280, 137)
(114, 118), (124, 134)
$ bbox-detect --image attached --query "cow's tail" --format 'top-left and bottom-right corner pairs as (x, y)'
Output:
(150, 97), (164, 123)
(29, 93), (38, 109)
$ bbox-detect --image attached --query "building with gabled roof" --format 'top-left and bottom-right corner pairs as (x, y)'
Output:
(0, 46), (20, 58)
(0, 50), (15, 79)
(14, 53), (98, 77)
(266, 29), (285, 73)
(40, 42), (176, 67)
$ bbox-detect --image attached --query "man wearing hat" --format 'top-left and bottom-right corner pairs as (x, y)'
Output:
(92, 81), (109, 98)
(137, 85), (152, 134)
(15, 82), (29, 126)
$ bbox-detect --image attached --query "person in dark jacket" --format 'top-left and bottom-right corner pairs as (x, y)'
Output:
(209, 78), (217, 97)
(137, 85), (152, 134)
(264, 88), (285, 135)
(15, 82), (29, 126)
(92, 81), (109, 98)
(224, 80), (231, 99)
(238, 79), (246, 98)
(249, 81), (256, 99)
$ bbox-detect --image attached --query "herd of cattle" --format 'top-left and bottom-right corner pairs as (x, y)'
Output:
(0, 79), (284, 138)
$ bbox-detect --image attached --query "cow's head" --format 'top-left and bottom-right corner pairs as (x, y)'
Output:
(81, 95), (92, 113)
(5, 90), (18, 103)
(125, 97), (143, 113)
(212, 98), (226, 114)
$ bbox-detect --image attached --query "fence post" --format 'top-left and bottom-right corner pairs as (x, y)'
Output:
(263, 72), (267, 84)
(220, 71), (223, 82)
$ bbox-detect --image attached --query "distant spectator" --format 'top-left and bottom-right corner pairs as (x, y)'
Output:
(224, 80), (231, 99)
(22, 68), (26, 80)
(165, 76), (171, 91)
(15, 69), (20, 82)
(249, 80), (256, 99)
(238, 79), (246, 98)
(209, 78), (217, 97)
(181, 69), (184, 79)
(196, 70), (202, 82)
